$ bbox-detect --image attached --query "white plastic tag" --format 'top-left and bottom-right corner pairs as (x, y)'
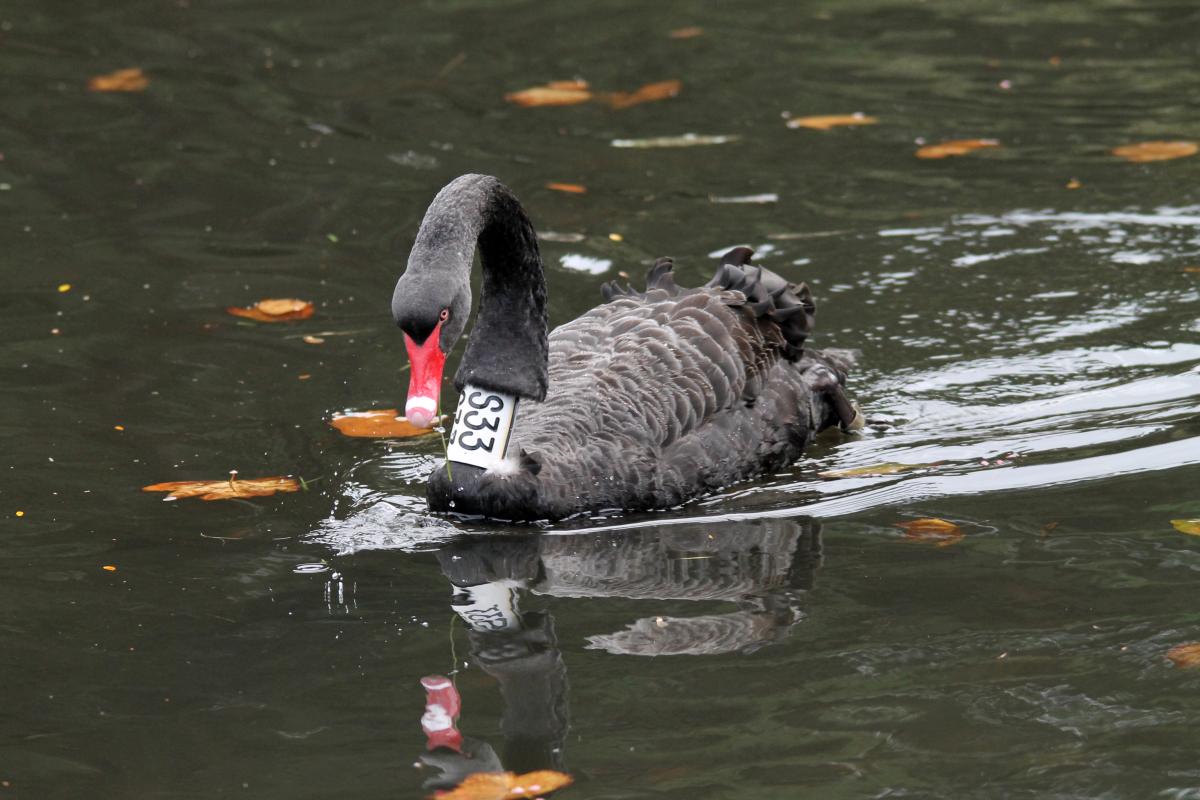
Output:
(446, 384), (518, 470)
(450, 580), (522, 632)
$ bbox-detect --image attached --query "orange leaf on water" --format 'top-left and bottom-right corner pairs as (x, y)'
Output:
(787, 113), (878, 131)
(1111, 141), (1198, 163)
(544, 80), (590, 91)
(226, 298), (315, 323)
(505, 81), (592, 107)
(1166, 642), (1200, 668)
(668, 26), (704, 39)
(915, 139), (1001, 159)
(897, 517), (964, 546)
(143, 475), (301, 501)
(88, 67), (149, 92)
(330, 409), (444, 438)
(1171, 519), (1200, 536)
(606, 79), (683, 110)
(432, 770), (573, 800)
(545, 182), (587, 194)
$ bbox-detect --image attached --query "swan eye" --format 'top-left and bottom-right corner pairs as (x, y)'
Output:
(438, 308), (450, 322)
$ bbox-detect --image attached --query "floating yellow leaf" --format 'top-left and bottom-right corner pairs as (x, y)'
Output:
(897, 517), (964, 547)
(143, 475), (301, 501)
(819, 462), (927, 479)
(330, 409), (444, 438)
(102, 565), (117, 572)
(1065, 178), (1083, 189)
(787, 113), (878, 131)
(545, 182), (587, 194)
(432, 770), (573, 800)
(1171, 519), (1200, 536)
(1167, 642), (1200, 668)
(606, 79), (683, 110)
(88, 67), (149, 92)
(506, 79), (682, 110)
(916, 139), (1001, 159)
(505, 81), (592, 107)
(226, 298), (315, 323)
(1111, 141), (1198, 163)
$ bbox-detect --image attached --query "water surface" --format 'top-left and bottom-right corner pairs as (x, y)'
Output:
(3, 1), (1200, 798)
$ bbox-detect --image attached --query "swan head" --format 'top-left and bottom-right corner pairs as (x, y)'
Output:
(392, 269), (471, 428)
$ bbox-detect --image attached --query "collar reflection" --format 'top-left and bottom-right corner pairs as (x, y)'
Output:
(416, 519), (823, 792)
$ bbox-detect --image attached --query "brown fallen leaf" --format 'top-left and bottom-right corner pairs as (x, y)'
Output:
(916, 139), (1001, 159)
(432, 770), (572, 800)
(897, 517), (964, 547)
(545, 182), (587, 194)
(143, 475), (301, 501)
(819, 462), (928, 479)
(88, 67), (149, 92)
(226, 298), (315, 323)
(1171, 519), (1200, 536)
(787, 113), (878, 131)
(505, 81), (592, 107)
(1065, 178), (1083, 189)
(1183, 266), (1200, 274)
(331, 409), (444, 438)
(668, 26), (704, 39)
(606, 79), (683, 110)
(1111, 141), (1198, 163)
(1166, 642), (1200, 668)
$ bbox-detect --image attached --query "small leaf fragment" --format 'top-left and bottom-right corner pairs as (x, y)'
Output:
(102, 565), (117, 572)
(916, 139), (1001, 159)
(226, 298), (315, 323)
(1111, 141), (1198, 163)
(331, 409), (445, 438)
(545, 182), (587, 194)
(820, 462), (927, 479)
(505, 81), (592, 107)
(606, 79), (683, 110)
(142, 476), (301, 501)
(668, 26), (704, 39)
(88, 67), (149, 92)
(1171, 519), (1200, 536)
(897, 517), (964, 547)
(432, 769), (573, 800)
(1166, 642), (1200, 668)
(787, 113), (878, 131)
(1065, 178), (1082, 189)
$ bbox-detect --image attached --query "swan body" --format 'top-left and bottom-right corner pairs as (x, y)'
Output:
(392, 175), (856, 522)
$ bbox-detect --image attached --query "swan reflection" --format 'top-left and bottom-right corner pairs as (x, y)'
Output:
(416, 518), (821, 791)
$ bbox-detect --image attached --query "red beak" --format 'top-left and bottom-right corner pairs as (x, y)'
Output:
(403, 321), (445, 428)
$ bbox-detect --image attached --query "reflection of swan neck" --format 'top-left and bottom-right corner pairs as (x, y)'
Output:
(451, 580), (525, 632)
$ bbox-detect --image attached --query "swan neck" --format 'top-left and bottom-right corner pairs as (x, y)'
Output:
(408, 174), (549, 401)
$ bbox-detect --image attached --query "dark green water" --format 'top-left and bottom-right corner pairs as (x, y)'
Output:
(3, 1), (1200, 798)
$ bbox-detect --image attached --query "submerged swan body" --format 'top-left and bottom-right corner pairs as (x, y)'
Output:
(391, 174), (857, 521)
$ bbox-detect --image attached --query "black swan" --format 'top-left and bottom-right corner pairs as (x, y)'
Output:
(391, 174), (858, 521)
